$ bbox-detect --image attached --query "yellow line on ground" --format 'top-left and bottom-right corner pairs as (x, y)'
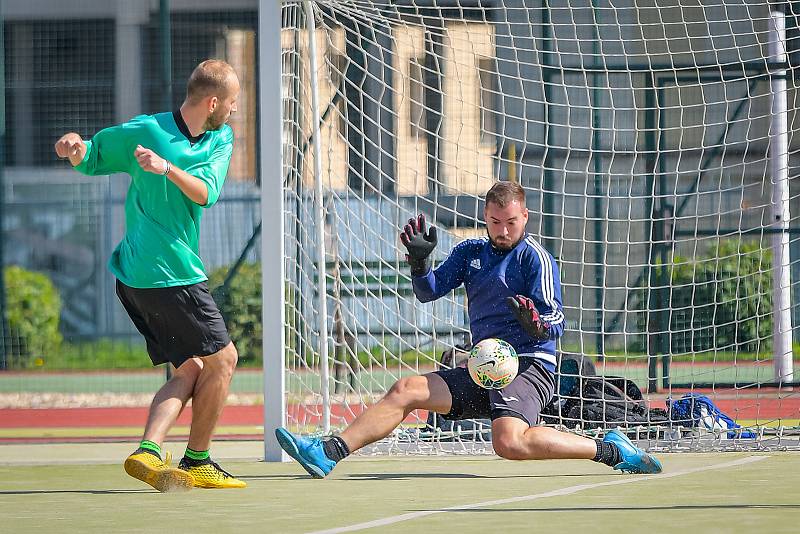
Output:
(309, 455), (768, 534)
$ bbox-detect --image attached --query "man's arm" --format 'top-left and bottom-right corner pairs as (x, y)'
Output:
(182, 129), (235, 207)
(56, 117), (146, 176)
(134, 145), (209, 206)
(411, 240), (470, 303)
(399, 214), (469, 302)
(134, 126), (233, 207)
(507, 249), (565, 341)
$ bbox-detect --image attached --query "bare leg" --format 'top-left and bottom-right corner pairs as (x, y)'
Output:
(187, 342), (238, 451)
(340, 373), (452, 452)
(491, 416), (597, 461)
(141, 358), (203, 446)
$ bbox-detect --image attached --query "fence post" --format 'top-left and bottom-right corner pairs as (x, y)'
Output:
(0, 8), (7, 371)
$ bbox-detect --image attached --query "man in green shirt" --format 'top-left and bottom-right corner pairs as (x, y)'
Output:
(55, 59), (245, 492)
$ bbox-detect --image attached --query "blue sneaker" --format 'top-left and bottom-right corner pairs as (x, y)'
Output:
(275, 427), (337, 478)
(603, 429), (663, 474)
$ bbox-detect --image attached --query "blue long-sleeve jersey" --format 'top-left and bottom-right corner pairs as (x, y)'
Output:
(413, 234), (564, 371)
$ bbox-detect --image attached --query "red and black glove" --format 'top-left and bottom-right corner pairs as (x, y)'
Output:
(506, 295), (551, 340)
(400, 214), (437, 276)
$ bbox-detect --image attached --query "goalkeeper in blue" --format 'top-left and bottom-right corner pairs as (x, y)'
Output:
(276, 181), (662, 477)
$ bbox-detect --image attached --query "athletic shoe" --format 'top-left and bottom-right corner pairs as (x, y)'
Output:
(178, 457), (247, 489)
(275, 427), (336, 478)
(124, 448), (194, 492)
(603, 429), (663, 474)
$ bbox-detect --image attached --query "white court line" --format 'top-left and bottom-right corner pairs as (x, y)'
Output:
(309, 455), (768, 534)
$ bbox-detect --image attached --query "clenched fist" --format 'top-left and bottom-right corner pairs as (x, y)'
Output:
(54, 133), (86, 164)
(134, 145), (169, 176)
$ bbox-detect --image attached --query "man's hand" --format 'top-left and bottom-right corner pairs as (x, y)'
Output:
(134, 145), (169, 175)
(506, 295), (551, 340)
(54, 133), (87, 166)
(400, 213), (437, 276)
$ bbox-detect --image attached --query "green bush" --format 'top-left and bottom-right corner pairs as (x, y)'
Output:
(634, 240), (772, 354)
(208, 262), (262, 366)
(3, 265), (63, 368)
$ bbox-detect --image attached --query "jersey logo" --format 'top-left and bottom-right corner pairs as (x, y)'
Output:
(501, 396), (519, 402)
(470, 258), (481, 270)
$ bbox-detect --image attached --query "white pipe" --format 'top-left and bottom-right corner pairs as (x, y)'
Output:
(259, 0), (287, 461)
(303, 0), (332, 431)
(769, 10), (793, 383)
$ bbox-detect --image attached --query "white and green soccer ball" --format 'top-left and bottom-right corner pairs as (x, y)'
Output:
(467, 338), (519, 389)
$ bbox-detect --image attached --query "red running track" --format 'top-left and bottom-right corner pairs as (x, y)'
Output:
(2, 397), (798, 429)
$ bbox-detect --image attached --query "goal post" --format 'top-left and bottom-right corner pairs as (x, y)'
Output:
(260, 0), (287, 462)
(264, 0), (800, 457)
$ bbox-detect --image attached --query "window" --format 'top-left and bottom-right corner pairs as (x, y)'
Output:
(478, 56), (498, 142)
(409, 57), (425, 139)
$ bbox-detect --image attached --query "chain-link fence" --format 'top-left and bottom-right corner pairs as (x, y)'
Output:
(1, 2), (261, 403)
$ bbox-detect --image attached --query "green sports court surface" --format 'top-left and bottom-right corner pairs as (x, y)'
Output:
(1, 442), (799, 533)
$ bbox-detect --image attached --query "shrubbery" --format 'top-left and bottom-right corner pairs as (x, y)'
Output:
(634, 240), (772, 354)
(3, 265), (63, 368)
(208, 262), (262, 366)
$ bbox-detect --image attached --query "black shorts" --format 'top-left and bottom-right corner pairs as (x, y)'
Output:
(434, 357), (556, 426)
(116, 280), (231, 368)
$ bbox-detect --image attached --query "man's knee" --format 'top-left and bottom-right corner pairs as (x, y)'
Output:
(385, 376), (428, 408)
(493, 428), (541, 460)
(493, 426), (551, 460)
(493, 433), (524, 460)
(202, 342), (238, 379)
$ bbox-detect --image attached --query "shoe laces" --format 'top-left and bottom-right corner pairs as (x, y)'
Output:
(208, 459), (235, 479)
(181, 457), (236, 480)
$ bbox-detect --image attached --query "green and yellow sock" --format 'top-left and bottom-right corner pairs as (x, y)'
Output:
(139, 440), (162, 459)
(184, 447), (210, 463)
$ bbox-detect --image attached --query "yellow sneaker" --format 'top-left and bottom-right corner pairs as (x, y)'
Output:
(178, 457), (247, 489)
(124, 449), (194, 493)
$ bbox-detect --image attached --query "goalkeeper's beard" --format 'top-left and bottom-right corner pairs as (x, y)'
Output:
(487, 229), (525, 251)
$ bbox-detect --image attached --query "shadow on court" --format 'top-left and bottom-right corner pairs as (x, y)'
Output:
(0, 489), (151, 495)
(342, 472), (610, 481)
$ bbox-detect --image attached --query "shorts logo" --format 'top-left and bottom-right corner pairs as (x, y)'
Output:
(501, 396), (519, 402)
(470, 258), (481, 270)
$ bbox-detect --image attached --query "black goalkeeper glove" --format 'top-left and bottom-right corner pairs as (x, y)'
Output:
(400, 213), (437, 276)
(506, 295), (551, 340)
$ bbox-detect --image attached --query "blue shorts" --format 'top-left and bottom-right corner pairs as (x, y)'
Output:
(433, 357), (556, 426)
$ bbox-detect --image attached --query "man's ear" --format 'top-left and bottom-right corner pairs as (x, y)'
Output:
(208, 95), (219, 113)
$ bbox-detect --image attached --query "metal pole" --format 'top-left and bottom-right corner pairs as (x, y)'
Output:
(644, 73), (659, 393)
(541, 0), (555, 252)
(260, 0), (287, 461)
(0, 8), (7, 370)
(160, 0), (174, 381)
(303, 0), (332, 433)
(160, 0), (173, 111)
(769, 8), (793, 383)
(590, 0), (604, 360)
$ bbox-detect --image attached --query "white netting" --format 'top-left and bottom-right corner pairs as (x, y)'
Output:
(280, 0), (800, 451)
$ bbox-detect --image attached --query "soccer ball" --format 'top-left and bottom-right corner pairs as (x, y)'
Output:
(467, 338), (519, 389)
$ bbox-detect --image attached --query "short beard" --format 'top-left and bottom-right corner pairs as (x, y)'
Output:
(203, 108), (228, 131)
(487, 229), (523, 251)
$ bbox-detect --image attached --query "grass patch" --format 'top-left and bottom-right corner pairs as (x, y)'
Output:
(35, 339), (151, 370)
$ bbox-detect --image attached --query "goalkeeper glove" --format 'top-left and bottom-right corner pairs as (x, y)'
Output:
(400, 214), (437, 276)
(506, 295), (551, 340)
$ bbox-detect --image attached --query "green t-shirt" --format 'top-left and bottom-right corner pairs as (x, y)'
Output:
(75, 112), (234, 288)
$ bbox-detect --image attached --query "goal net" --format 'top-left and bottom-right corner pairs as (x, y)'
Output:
(275, 0), (800, 453)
